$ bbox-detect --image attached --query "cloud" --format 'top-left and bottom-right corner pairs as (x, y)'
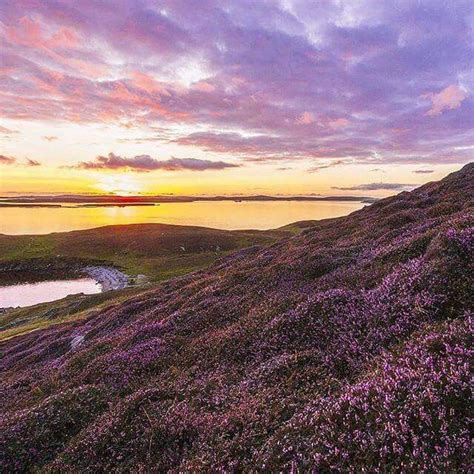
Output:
(413, 169), (434, 174)
(308, 160), (347, 173)
(425, 85), (467, 116)
(332, 182), (414, 191)
(73, 153), (239, 172)
(173, 131), (373, 162)
(0, 126), (18, 134)
(25, 158), (41, 166)
(0, 0), (472, 168)
(43, 136), (58, 141)
(192, 81), (216, 93)
(296, 112), (315, 125)
(0, 155), (16, 164)
(328, 118), (350, 129)
(0, 155), (41, 166)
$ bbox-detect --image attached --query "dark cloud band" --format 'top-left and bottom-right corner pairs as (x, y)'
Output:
(332, 183), (415, 191)
(73, 153), (239, 172)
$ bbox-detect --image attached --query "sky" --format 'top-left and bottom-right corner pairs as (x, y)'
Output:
(0, 0), (472, 196)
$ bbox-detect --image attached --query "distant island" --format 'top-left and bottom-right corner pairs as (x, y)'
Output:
(0, 194), (377, 207)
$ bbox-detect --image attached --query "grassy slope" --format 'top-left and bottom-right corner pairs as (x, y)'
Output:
(0, 287), (147, 341)
(0, 223), (291, 281)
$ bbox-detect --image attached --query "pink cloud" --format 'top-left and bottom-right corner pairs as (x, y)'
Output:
(25, 158), (41, 166)
(131, 72), (170, 95)
(63, 58), (108, 78)
(0, 155), (16, 164)
(308, 159), (347, 172)
(192, 81), (216, 93)
(0, 155), (40, 166)
(4, 16), (43, 48)
(329, 118), (350, 128)
(296, 111), (315, 125)
(48, 27), (79, 48)
(425, 84), (467, 116)
(5, 16), (78, 50)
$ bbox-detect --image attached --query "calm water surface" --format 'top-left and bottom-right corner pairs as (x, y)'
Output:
(0, 201), (365, 234)
(0, 278), (101, 308)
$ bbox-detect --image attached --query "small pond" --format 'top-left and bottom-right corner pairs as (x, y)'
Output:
(0, 278), (102, 308)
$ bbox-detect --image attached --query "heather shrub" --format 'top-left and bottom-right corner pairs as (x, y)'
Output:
(427, 201), (462, 217)
(0, 386), (108, 471)
(256, 317), (472, 473)
(382, 209), (419, 229)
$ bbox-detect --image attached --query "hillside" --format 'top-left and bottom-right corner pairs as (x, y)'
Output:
(0, 224), (295, 341)
(0, 224), (289, 282)
(1, 164), (472, 472)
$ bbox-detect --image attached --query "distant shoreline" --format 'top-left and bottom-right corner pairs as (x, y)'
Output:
(0, 194), (377, 207)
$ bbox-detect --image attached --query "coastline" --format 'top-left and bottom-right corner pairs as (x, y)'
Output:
(0, 195), (377, 207)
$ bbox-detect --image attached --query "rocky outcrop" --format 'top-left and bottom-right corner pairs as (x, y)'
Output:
(83, 266), (128, 291)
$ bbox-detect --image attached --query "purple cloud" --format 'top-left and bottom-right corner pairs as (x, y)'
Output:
(25, 158), (41, 166)
(73, 152), (239, 172)
(413, 169), (434, 174)
(0, 155), (16, 164)
(332, 182), (415, 191)
(308, 160), (347, 173)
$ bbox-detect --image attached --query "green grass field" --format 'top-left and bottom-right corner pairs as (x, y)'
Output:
(0, 223), (292, 281)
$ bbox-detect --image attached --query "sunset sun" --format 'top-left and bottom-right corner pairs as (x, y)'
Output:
(97, 174), (143, 195)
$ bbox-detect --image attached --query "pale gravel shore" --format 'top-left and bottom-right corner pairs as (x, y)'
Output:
(82, 266), (129, 291)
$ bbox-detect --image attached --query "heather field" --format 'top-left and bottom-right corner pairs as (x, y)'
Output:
(1, 164), (472, 471)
